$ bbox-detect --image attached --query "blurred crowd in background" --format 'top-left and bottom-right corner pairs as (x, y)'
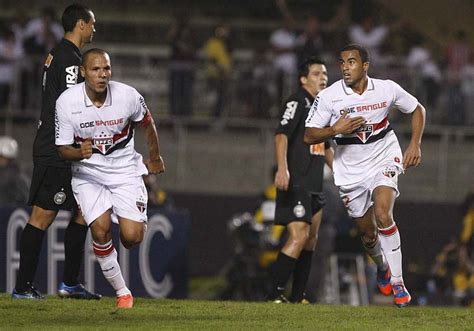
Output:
(0, 0), (472, 124)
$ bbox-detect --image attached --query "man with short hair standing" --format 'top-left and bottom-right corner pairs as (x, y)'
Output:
(268, 57), (333, 303)
(13, 4), (100, 300)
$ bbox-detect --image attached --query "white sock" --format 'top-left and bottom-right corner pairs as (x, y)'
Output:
(362, 236), (388, 271)
(93, 240), (131, 297)
(378, 223), (404, 284)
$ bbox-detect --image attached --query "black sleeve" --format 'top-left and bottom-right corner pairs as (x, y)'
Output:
(52, 50), (81, 98)
(275, 95), (304, 139)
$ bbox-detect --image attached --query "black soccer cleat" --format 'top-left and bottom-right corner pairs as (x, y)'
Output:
(12, 282), (44, 300)
(57, 282), (102, 300)
(270, 294), (290, 304)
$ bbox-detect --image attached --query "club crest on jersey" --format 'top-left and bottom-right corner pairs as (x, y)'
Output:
(355, 124), (374, 143)
(94, 138), (113, 154)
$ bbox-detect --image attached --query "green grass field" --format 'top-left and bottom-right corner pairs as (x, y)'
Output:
(0, 294), (473, 330)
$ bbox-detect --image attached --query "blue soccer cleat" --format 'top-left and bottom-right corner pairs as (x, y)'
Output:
(393, 283), (412, 308)
(12, 282), (44, 300)
(376, 268), (392, 296)
(58, 282), (102, 300)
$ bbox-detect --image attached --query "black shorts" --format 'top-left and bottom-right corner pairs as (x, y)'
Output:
(274, 186), (326, 225)
(28, 163), (75, 211)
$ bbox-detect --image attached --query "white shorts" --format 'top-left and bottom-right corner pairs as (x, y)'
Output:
(72, 176), (148, 226)
(338, 163), (402, 218)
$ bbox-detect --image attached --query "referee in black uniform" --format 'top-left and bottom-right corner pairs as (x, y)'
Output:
(13, 4), (100, 299)
(268, 57), (333, 303)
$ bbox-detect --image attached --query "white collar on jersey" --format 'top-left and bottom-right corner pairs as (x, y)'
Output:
(341, 76), (375, 96)
(83, 83), (112, 108)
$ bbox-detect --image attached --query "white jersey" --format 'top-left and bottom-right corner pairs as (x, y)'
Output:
(305, 77), (419, 186)
(55, 81), (149, 184)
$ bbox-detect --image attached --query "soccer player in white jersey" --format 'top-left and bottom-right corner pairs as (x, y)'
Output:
(304, 44), (426, 307)
(55, 48), (165, 309)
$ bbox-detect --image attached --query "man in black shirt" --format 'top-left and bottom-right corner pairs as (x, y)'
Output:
(269, 57), (333, 303)
(12, 4), (100, 300)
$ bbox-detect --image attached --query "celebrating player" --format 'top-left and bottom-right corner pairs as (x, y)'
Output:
(55, 49), (165, 308)
(268, 57), (333, 303)
(305, 44), (426, 307)
(13, 4), (100, 300)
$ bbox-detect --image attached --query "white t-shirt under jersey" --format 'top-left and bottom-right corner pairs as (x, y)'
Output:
(55, 81), (149, 184)
(305, 77), (419, 187)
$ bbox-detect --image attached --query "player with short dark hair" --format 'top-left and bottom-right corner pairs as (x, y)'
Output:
(268, 57), (333, 303)
(55, 49), (165, 308)
(305, 44), (426, 307)
(12, 4), (100, 300)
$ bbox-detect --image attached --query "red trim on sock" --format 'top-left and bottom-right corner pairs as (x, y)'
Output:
(379, 224), (398, 236)
(93, 242), (114, 257)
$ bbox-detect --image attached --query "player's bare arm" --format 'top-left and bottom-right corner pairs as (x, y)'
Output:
(57, 138), (93, 161)
(403, 104), (426, 170)
(141, 114), (165, 174)
(274, 133), (290, 191)
(304, 111), (365, 144)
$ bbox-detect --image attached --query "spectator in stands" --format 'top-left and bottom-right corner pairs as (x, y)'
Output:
(460, 190), (474, 259)
(430, 238), (474, 306)
(446, 30), (471, 80)
(348, 14), (388, 64)
(203, 23), (233, 118)
(444, 30), (471, 126)
(406, 34), (442, 121)
(460, 54), (474, 125)
(23, 7), (63, 55)
(167, 13), (197, 117)
(295, 16), (324, 69)
(21, 7), (63, 115)
(270, 0), (297, 108)
(0, 26), (23, 113)
(240, 48), (273, 118)
(0, 136), (29, 206)
(8, 10), (29, 111)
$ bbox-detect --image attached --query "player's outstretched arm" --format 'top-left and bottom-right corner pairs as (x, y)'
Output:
(57, 139), (93, 161)
(304, 111), (365, 144)
(403, 104), (426, 170)
(141, 115), (165, 175)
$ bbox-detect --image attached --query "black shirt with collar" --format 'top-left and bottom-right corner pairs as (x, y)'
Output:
(275, 88), (330, 193)
(33, 38), (83, 167)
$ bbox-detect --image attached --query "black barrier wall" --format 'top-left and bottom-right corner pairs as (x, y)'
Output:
(170, 192), (464, 277)
(0, 207), (191, 298)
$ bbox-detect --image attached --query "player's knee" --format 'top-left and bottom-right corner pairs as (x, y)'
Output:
(288, 231), (309, 248)
(121, 237), (142, 249)
(374, 207), (393, 226)
(92, 229), (110, 245)
(29, 207), (57, 230)
(120, 229), (144, 249)
(361, 230), (378, 244)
